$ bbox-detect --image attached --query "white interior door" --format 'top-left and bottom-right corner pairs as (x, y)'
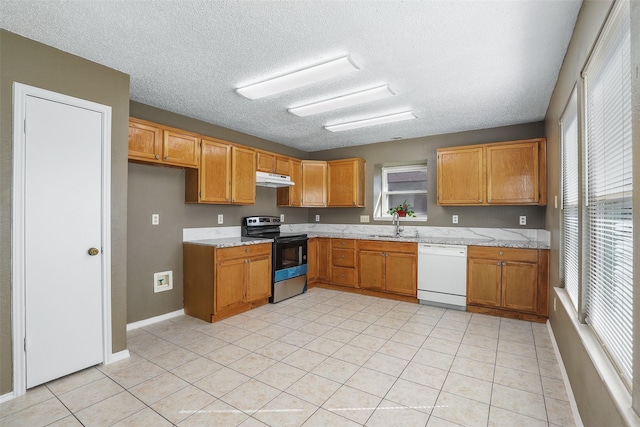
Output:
(24, 95), (105, 388)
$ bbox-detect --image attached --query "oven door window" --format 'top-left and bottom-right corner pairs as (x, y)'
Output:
(276, 240), (307, 271)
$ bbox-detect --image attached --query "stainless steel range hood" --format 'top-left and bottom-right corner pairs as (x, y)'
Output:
(256, 171), (295, 188)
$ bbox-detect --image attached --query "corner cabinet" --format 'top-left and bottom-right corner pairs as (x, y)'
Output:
(358, 240), (417, 297)
(185, 138), (256, 205)
(466, 246), (549, 322)
(327, 158), (366, 207)
(437, 138), (546, 206)
(128, 118), (199, 168)
(183, 243), (272, 322)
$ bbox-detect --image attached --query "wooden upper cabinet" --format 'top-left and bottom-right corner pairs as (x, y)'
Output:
(327, 158), (366, 207)
(185, 139), (255, 205)
(256, 150), (291, 175)
(301, 161), (327, 207)
(128, 118), (199, 168)
(277, 159), (302, 207)
(437, 146), (484, 205)
(437, 138), (546, 206)
(197, 138), (232, 203)
(486, 141), (541, 205)
(128, 119), (162, 162)
(231, 146), (257, 205)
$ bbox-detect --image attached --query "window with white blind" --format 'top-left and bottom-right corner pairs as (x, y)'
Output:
(560, 87), (579, 311)
(582, 0), (633, 384)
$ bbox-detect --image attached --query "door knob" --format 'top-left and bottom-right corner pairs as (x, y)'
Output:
(88, 247), (100, 256)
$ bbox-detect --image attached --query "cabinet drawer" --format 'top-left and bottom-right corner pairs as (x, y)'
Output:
(216, 243), (271, 262)
(468, 246), (538, 262)
(332, 238), (355, 249)
(332, 249), (356, 267)
(358, 240), (417, 254)
(332, 267), (356, 286)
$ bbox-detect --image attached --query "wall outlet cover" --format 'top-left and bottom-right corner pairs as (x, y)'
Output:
(452, 215), (458, 224)
(217, 214), (224, 224)
(315, 215), (320, 222)
(152, 214), (159, 225)
(519, 215), (527, 226)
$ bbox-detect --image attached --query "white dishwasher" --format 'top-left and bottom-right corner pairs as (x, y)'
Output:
(418, 244), (467, 309)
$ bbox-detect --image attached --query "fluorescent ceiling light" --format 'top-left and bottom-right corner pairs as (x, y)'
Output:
(288, 85), (395, 117)
(325, 111), (417, 132)
(236, 56), (359, 100)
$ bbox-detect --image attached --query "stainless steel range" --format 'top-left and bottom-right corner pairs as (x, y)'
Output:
(241, 216), (308, 303)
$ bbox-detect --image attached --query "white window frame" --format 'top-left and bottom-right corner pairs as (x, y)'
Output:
(375, 164), (428, 221)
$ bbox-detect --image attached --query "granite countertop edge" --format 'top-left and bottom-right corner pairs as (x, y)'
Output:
(184, 237), (273, 248)
(306, 233), (550, 250)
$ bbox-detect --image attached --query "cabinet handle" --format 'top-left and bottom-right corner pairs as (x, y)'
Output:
(155, 154), (160, 160)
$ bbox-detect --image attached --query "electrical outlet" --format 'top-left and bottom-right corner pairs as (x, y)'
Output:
(315, 214), (320, 222)
(519, 215), (527, 226)
(152, 214), (159, 225)
(217, 214), (224, 224)
(554, 297), (557, 312)
(360, 215), (370, 223)
(280, 214), (285, 222)
(452, 215), (458, 224)
(555, 195), (558, 209)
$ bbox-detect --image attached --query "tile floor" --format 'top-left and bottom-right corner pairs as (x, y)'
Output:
(0, 288), (577, 426)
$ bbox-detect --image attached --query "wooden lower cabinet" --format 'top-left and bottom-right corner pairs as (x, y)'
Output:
(467, 245), (549, 322)
(358, 241), (417, 297)
(184, 242), (272, 322)
(331, 239), (357, 287)
(308, 237), (330, 285)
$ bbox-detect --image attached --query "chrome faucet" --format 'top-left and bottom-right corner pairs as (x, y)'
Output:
(392, 212), (404, 237)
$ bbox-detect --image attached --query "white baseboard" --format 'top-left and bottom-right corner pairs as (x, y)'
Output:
(0, 391), (16, 404)
(547, 320), (584, 427)
(126, 309), (185, 331)
(107, 349), (130, 364)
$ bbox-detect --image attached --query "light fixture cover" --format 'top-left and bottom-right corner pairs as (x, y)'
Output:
(236, 56), (359, 100)
(325, 111), (417, 132)
(289, 85), (395, 117)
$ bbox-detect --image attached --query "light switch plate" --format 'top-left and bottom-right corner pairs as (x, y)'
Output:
(360, 215), (370, 223)
(280, 214), (285, 222)
(519, 215), (527, 226)
(218, 214), (224, 224)
(452, 215), (458, 224)
(152, 214), (159, 225)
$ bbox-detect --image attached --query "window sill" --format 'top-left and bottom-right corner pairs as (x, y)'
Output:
(373, 216), (427, 222)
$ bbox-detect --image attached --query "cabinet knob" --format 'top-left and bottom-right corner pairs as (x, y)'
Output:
(341, 255), (345, 258)
(155, 154), (160, 160)
(497, 262), (501, 266)
(499, 251), (504, 256)
(341, 273), (345, 277)
(479, 199), (482, 202)
(164, 156), (169, 161)
(502, 261), (506, 266)
(245, 248), (250, 252)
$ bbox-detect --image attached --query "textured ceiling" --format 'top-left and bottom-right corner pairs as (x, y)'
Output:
(0, 0), (582, 152)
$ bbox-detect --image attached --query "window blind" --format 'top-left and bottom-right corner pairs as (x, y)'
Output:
(560, 87), (579, 311)
(583, 0), (633, 384)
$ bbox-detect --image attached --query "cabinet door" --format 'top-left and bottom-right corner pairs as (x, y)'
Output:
(501, 261), (538, 313)
(275, 157), (291, 175)
(256, 151), (276, 172)
(385, 252), (416, 296)
(467, 258), (502, 307)
(246, 255), (272, 302)
(231, 146), (256, 204)
(327, 158), (365, 207)
(317, 238), (331, 282)
(358, 251), (384, 290)
(128, 120), (162, 162)
(163, 130), (200, 168)
(437, 147), (484, 205)
(200, 139), (232, 203)
(301, 161), (327, 207)
(215, 258), (247, 313)
(486, 142), (539, 204)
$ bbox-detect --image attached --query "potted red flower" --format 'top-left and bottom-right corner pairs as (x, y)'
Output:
(387, 200), (415, 217)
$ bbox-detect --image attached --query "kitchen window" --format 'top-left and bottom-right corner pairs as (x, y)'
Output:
(376, 165), (427, 220)
(573, 0), (633, 386)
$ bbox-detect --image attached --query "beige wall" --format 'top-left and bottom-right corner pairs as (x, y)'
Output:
(0, 30), (130, 395)
(544, 0), (640, 424)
